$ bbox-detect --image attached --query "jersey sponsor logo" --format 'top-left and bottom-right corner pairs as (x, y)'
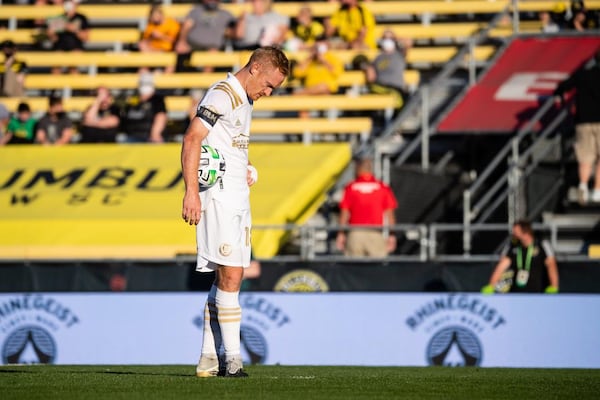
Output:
(232, 134), (250, 150)
(274, 269), (329, 292)
(0, 295), (81, 365)
(197, 105), (221, 127)
(405, 294), (507, 367)
(193, 294), (291, 365)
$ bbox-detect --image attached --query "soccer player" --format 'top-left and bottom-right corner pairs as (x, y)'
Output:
(181, 47), (289, 378)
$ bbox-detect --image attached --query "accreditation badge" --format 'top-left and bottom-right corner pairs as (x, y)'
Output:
(516, 269), (530, 287)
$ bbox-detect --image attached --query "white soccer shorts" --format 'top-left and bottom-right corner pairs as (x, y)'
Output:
(196, 196), (252, 272)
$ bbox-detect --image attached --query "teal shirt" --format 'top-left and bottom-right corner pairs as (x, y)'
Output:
(7, 117), (36, 143)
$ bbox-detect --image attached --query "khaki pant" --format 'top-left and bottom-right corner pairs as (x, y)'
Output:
(574, 123), (600, 164)
(346, 229), (388, 258)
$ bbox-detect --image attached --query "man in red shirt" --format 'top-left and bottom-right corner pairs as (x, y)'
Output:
(336, 157), (398, 257)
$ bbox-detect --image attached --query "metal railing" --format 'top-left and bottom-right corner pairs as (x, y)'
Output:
(253, 221), (591, 263)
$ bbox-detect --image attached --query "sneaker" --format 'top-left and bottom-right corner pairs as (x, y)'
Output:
(578, 184), (589, 205)
(195, 354), (219, 378)
(592, 190), (600, 203)
(223, 356), (248, 378)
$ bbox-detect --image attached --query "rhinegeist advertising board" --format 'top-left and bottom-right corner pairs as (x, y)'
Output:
(0, 143), (351, 259)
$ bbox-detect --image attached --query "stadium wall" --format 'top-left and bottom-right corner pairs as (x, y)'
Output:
(1, 292), (599, 368)
(1, 260), (599, 293)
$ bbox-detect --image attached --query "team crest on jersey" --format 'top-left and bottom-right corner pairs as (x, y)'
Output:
(219, 244), (232, 257)
(197, 105), (221, 127)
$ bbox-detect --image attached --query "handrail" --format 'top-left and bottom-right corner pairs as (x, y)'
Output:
(247, 221), (590, 262)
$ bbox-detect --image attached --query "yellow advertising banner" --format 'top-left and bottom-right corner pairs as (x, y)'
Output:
(0, 143), (351, 259)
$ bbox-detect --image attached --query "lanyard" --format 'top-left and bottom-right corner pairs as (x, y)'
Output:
(516, 245), (533, 272)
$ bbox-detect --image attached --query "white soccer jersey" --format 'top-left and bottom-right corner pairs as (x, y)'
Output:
(197, 72), (253, 209)
(195, 73), (253, 270)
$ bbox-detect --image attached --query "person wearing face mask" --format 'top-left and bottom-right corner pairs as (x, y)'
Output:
(0, 40), (27, 97)
(44, 0), (89, 74)
(174, 0), (236, 73)
(45, 0), (89, 52)
(363, 31), (412, 112)
(121, 74), (167, 143)
(35, 96), (75, 145)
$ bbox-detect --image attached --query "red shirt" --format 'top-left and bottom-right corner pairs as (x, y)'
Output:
(339, 173), (398, 225)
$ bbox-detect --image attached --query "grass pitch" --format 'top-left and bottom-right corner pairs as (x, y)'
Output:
(2, 365), (600, 400)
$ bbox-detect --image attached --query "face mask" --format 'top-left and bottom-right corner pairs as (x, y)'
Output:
(204, 2), (218, 11)
(139, 85), (154, 97)
(380, 38), (396, 52)
(63, 1), (75, 13)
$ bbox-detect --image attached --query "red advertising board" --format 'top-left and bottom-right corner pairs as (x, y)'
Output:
(437, 36), (600, 134)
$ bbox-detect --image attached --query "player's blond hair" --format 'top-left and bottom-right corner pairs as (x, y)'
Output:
(247, 46), (290, 77)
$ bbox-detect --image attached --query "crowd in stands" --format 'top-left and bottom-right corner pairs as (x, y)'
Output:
(0, 0), (598, 145)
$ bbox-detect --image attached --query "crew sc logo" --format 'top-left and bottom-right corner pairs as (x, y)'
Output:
(2, 325), (56, 364)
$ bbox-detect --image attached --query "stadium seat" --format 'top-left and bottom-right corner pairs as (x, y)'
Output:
(22, 70), (420, 93)
(1, 94), (397, 117)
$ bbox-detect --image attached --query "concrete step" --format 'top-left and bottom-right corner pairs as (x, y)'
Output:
(542, 211), (600, 228)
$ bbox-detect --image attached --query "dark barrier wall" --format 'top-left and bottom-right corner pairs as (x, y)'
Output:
(1, 260), (599, 293)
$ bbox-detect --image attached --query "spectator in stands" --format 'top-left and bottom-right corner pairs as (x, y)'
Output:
(336, 157), (398, 258)
(175, 0), (236, 73)
(292, 40), (344, 96)
(0, 102), (36, 145)
(554, 50), (600, 205)
(325, 0), (377, 50)
(362, 30), (412, 112)
(234, 0), (290, 50)
(121, 74), (167, 143)
(292, 39), (344, 119)
(79, 86), (121, 143)
(538, 11), (561, 33)
(139, 4), (180, 58)
(36, 96), (75, 145)
(285, 5), (325, 52)
(1, 40), (27, 97)
(568, 0), (599, 31)
(0, 103), (8, 137)
(44, 0), (89, 74)
(482, 220), (559, 294)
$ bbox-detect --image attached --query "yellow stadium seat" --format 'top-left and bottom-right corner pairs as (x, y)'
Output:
(1, 93), (397, 117)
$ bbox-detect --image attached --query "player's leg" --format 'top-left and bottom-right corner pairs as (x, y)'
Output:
(215, 265), (247, 377)
(196, 283), (223, 377)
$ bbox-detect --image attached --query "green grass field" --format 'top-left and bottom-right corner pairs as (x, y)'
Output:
(2, 365), (600, 400)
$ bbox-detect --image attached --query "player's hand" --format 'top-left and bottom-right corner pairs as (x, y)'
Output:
(182, 192), (201, 225)
(247, 165), (258, 186)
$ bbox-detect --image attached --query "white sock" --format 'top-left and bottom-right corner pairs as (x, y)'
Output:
(200, 285), (222, 357)
(215, 288), (242, 360)
(579, 182), (589, 190)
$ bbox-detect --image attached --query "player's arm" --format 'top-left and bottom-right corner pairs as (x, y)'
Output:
(181, 117), (208, 225)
